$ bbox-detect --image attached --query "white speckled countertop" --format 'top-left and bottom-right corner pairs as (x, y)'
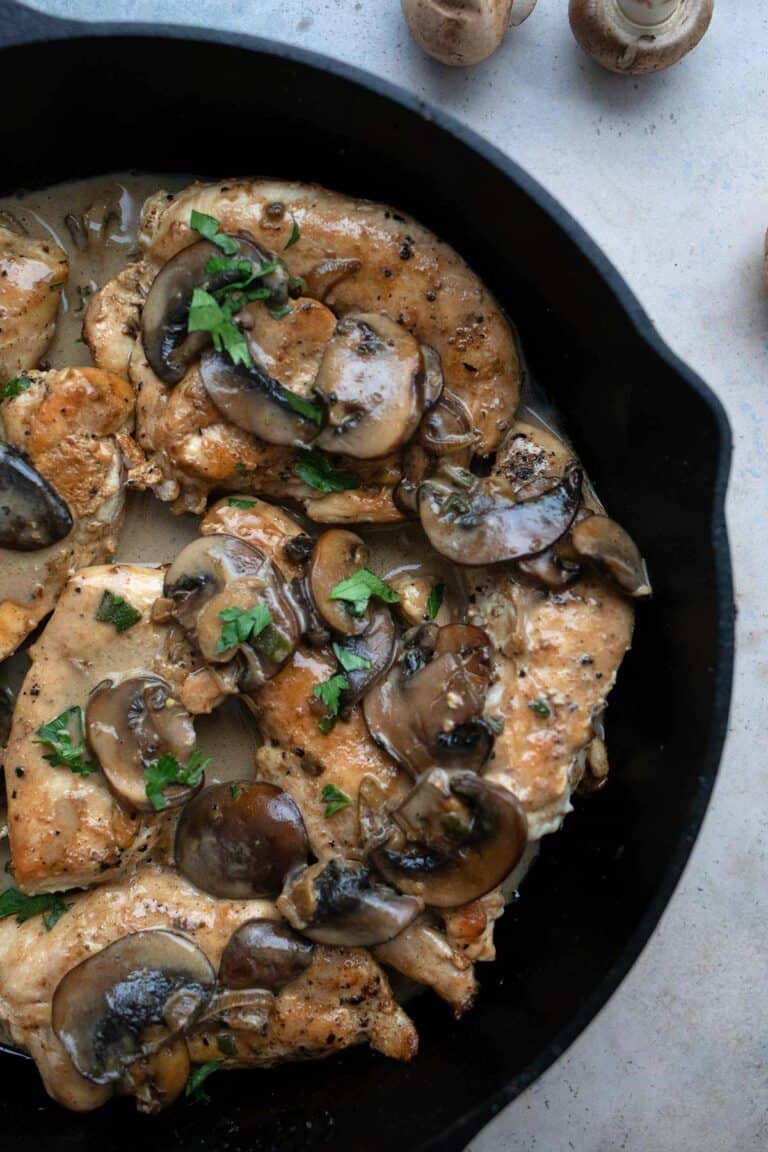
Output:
(21, 1), (768, 1148)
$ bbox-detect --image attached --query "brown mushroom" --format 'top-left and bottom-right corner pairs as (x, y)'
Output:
(363, 623), (494, 774)
(121, 1037), (190, 1115)
(418, 387), (478, 456)
(0, 443), (73, 551)
(164, 535), (301, 687)
(313, 313), (432, 458)
(569, 0), (713, 75)
(402, 0), (538, 67)
(335, 606), (398, 711)
(52, 930), (215, 1085)
(419, 462), (582, 566)
(571, 513), (652, 596)
(372, 768), (528, 907)
(278, 857), (422, 946)
(175, 781), (309, 899)
(307, 528), (371, 637)
(220, 919), (314, 991)
(86, 675), (201, 812)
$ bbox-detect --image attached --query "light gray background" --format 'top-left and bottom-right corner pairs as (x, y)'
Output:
(21, 2), (768, 1149)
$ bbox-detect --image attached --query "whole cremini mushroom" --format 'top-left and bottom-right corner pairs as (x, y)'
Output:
(403, 0), (538, 67)
(569, 0), (713, 75)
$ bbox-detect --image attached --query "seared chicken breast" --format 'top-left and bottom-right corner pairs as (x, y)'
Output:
(0, 226), (67, 383)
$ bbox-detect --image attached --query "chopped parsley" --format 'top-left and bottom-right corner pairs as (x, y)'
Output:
(312, 673), (348, 734)
(288, 274), (306, 294)
(426, 581), (445, 621)
(269, 302), (293, 321)
(185, 1058), (223, 1104)
(229, 784), (242, 800)
(144, 749), (210, 813)
(0, 888), (70, 931)
(190, 209), (239, 256)
(187, 286), (253, 369)
(280, 387), (323, 426)
(234, 462), (248, 475)
(333, 642), (372, 673)
(2, 376), (30, 400)
(528, 699), (551, 718)
(35, 707), (96, 776)
(284, 218), (301, 249)
(296, 449), (359, 494)
(95, 589), (142, 633)
(217, 603), (273, 654)
(227, 497), (258, 509)
(330, 569), (400, 618)
(321, 783), (352, 818)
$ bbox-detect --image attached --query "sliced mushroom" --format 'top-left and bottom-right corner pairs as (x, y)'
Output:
(418, 388), (477, 456)
(363, 623), (494, 774)
(419, 343), (445, 410)
(571, 513), (652, 596)
(86, 675), (200, 812)
(220, 919), (314, 991)
(198, 987), (274, 1032)
(419, 462), (582, 565)
(308, 528), (371, 637)
(278, 857), (422, 946)
(52, 930), (215, 1085)
(337, 604), (398, 711)
(175, 781), (308, 898)
(303, 257), (362, 302)
(200, 348), (323, 448)
(141, 236), (288, 384)
(0, 443), (73, 551)
(313, 313), (427, 458)
(121, 1037), (190, 1115)
(394, 443), (431, 517)
(372, 768), (527, 907)
(164, 535), (301, 686)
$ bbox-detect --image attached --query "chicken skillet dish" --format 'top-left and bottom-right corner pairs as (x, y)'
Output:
(0, 175), (649, 1113)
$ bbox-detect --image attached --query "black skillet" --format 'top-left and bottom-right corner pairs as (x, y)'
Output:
(0, 3), (734, 1149)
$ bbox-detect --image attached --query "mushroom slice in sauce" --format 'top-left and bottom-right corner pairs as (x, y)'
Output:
(372, 768), (528, 908)
(199, 348), (323, 448)
(219, 919), (314, 991)
(278, 857), (422, 947)
(175, 781), (309, 899)
(164, 535), (301, 686)
(121, 1036), (190, 1116)
(571, 513), (652, 597)
(418, 388), (477, 456)
(313, 313), (429, 459)
(0, 443), (73, 551)
(141, 236), (288, 384)
(86, 675), (200, 812)
(363, 623), (493, 775)
(51, 930), (215, 1085)
(419, 462), (583, 565)
(337, 604), (398, 712)
(308, 528), (371, 637)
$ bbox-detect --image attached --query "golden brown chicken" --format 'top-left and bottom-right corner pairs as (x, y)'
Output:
(0, 225), (67, 383)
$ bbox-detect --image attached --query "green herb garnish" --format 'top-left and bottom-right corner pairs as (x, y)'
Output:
(217, 1033), (238, 1057)
(216, 603), (273, 654)
(0, 888), (70, 931)
(329, 569), (400, 618)
(312, 674), (348, 734)
(227, 497), (258, 509)
(288, 274), (306, 293)
(95, 589), (142, 633)
(426, 582), (445, 621)
(144, 749), (210, 813)
(2, 376), (30, 400)
(528, 699), (551, 718)
(284, 218), (300, 249)
(269, 303), (293, 321)
(280, 387), (323, 426)
(190, 210), (239, 256)
(35, 707), (96, 776)
(234, 462), (248, 475)
(321, 783), (352, 818)
(229, 784), (241, 800)
(185, 1058), (223, 1104)
(333, 643), (372, 674)
(296, 450), (359, 494)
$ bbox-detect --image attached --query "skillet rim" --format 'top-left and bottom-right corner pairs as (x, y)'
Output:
(0, 5), (735, 1147)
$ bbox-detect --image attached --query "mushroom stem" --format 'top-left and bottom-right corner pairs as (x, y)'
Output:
(617, 0), (680, 25)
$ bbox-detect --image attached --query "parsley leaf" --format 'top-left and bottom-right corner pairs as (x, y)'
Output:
(284, 218), (300, 249)
(269, 303), (293, 321)
(2, 376), (30, 400)
(528, 699), (551, 718)
(321, 783), (352, 818)
(296, 450), (359, 494)
(312, 674), (348, 733)
(187, 287), (253, 370)
(95, 589), (142, 633)
(329, 569), (400, 618)
(0, 888), (70, 931)
(144, 748), (210, 813)
(216, 603), (273, 653)
(426, 582), (445, 621)
(190, 210), (239, 256)
(227, 497), (258, 509)
(185, 1058), (223, 1104)
(333, 642), (372, 673)
(280, 387), (323, 426)
(35, 707), (96, 776)
(229, 784), (241, 800)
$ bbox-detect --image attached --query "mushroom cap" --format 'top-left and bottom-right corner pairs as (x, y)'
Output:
(308, 528), (371, 637)
(402, 0), (526, 68)
(568, 0), (714, 75)
(51, 930), (215, 1085)
(200, 348), (322, 448)
(219, 919), (314, 991)
(0, 442), (73, 551)
(571, 513), (652, 596)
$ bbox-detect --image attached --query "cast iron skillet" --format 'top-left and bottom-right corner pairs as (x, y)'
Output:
(0, 3), (734, 1149)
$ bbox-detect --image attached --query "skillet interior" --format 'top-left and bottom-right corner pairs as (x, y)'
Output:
(0, 11), (734, 1151)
